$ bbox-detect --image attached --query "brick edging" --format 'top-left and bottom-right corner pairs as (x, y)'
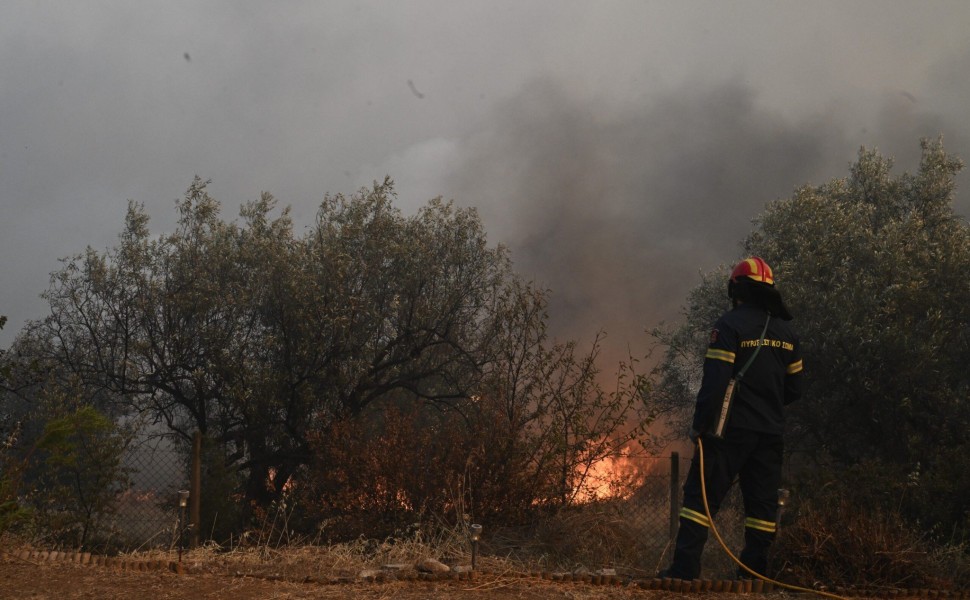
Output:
(2, 549), (183, 574)
(3, 549), (969, 598)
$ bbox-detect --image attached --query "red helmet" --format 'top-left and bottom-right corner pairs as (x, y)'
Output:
(730, 257), (775, 285)
(728, 256), (792, 319)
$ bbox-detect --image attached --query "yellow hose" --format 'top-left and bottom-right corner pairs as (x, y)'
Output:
(696, 436), (848, 600)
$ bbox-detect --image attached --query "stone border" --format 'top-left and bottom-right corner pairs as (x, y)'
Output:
(4, 549), (969, 598)
(3, 549), (183, 573)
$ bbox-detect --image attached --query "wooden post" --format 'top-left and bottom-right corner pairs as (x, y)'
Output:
(189, 431), (202, 548)
(669, 452), (680, 542)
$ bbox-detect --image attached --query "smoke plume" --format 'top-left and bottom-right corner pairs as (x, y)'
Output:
(441, 77), (969, 364)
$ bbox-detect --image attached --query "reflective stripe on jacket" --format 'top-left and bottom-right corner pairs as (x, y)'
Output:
(692, 303), (802, 435)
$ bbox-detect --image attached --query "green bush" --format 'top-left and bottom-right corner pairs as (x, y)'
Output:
(0, 422), (31, 534)
(32, 405), (132, 548)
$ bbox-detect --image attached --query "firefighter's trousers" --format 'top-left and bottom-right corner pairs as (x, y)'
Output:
(667, 429), (783, 580)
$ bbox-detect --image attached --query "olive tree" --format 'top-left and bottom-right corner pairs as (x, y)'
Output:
(752, 140), (970, 536)
(231, 179), (515, 504)
(14, 175), (658, 537)
(651, 139), (970, 539)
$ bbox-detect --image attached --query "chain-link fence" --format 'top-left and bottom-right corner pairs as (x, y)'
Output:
(623, 453), (685, 566)
(615, 452), (746, 575)
(105, 431), (188, 551)
(98, 438), (748, 572)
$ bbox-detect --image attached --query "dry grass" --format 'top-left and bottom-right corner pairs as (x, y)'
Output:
(9, 481), (968, 594)
(102, 522), (519, 582)
(120, 491), (751, 583)
(770, 496), (970, 590)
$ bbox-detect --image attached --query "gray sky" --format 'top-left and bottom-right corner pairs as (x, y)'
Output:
(3, 1), (970, 360)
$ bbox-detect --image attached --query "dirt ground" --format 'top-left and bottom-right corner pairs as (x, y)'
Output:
(0, 558), (694, 600)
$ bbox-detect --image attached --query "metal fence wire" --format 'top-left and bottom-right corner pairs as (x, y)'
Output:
(614, 452), (745, 574)
(104, 440), (746, 571)
(107, 433), (188, 551)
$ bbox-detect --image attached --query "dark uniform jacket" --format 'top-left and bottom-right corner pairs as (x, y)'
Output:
(692, 303), (803, 435)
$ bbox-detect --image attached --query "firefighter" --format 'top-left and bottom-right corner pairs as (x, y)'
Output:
(660, 257), (803, 581)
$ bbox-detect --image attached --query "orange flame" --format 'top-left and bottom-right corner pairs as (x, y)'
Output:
(573, 441), (652, 503)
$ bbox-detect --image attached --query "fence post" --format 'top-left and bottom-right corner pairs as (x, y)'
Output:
(669, 452), (680, 543)
(189, 431), (202, 548)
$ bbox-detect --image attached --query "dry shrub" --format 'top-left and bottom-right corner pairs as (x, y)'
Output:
(771, 495), (942, 590)
(926, 543), (970, 589)
(468, 487), (744, 579)
(296, 402), (471, 541)
(537, 501), (652, 572)
(481, 497), (668, 577)
(294, 396), (590, 541)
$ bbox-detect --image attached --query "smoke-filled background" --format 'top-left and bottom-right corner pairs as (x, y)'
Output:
(3, 1), (969, 359)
